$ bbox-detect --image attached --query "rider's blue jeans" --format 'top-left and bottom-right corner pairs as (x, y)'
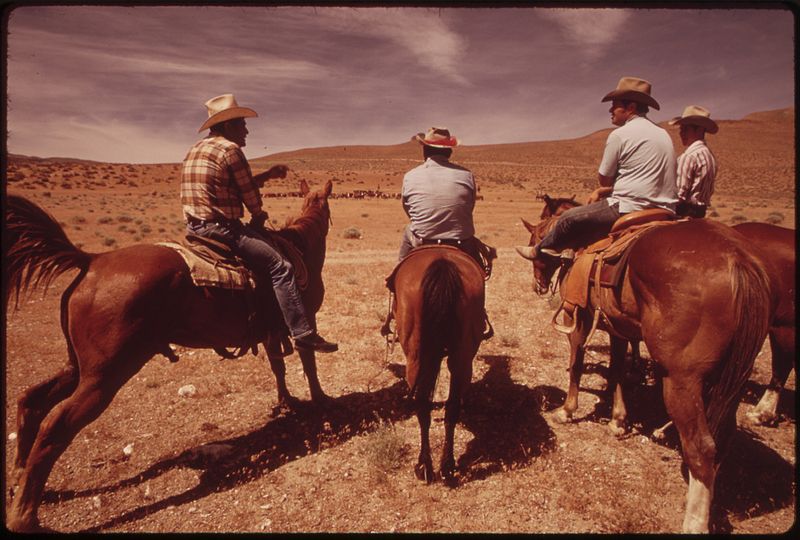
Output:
(187, 220), (314, 339)
(537, 199), (621, 252)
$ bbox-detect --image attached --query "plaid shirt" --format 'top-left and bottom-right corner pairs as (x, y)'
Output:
(676, 140), (718, 206)
(181, 136), (263, 221)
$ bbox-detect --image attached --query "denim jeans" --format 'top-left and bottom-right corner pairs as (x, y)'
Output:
(537, 199), (621, 252)
(187, 220), (313, 339)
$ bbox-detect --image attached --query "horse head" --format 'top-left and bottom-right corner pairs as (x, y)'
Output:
(516, 195), (582, 295)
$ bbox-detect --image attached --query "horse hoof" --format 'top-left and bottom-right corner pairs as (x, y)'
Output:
(745, 410), (777, 427)
(552, 408), (573, 424)
(414, 462), (434, 483)
(608, 420), (627, 437)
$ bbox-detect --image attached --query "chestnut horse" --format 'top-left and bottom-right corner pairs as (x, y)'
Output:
(733, 222), (796, 426)
(516, 196), (776, 532)
(392, 245), (486, 483)
(4, 179), (333, 532)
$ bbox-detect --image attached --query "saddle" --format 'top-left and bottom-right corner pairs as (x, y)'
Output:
(384, 244), (488, 293)
(558, 209), (677, 319)
(158, 230), (308, 360)
(381, 244), (494, 342)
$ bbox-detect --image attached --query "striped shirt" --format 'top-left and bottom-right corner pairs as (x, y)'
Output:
(676, 140), (718, 207)
(181, 136), (263, 221)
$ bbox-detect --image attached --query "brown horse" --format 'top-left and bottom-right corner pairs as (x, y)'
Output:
(733, 222), (796, 426)
(392, 245), (486, 483)
(4, 179), (334, 532)
(516, 196), (776, 532)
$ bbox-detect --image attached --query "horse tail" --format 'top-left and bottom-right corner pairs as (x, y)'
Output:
(417, 258), (463, 402)
(705, 254), (772, 442)
(4, 195), (92, 309)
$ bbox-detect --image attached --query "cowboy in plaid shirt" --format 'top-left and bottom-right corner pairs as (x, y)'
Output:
(181, 94), (337, 353)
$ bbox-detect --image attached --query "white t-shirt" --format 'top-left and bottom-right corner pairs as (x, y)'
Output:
(598, 115), (678, 213)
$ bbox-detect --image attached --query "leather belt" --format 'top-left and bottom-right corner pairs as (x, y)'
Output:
(419, 237), (470, 247)
(186, 215), (237, 227)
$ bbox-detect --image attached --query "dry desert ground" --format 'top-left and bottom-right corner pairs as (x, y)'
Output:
(3, 108), (796, 533)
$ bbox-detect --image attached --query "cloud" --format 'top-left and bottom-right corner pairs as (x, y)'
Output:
(538, 8), (632, 59)
(319, 7), (470, 85)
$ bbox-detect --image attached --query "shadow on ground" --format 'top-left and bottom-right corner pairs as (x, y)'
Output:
(43, 354), (559, 531)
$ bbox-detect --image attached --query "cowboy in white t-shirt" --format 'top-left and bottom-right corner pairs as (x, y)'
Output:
(669, 105), (719, 218)
(520, 77), (678, 261)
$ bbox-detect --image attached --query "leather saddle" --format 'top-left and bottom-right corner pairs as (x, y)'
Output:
(173, 231), (308, 359)
(559, 208), (677, 315)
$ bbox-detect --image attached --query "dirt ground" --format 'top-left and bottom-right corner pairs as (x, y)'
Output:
(3, 108), (795, 533)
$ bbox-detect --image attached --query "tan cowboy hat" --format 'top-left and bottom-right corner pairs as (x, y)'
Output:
(198, 94), (258, 132)
(601, 76), (660, 110)
(668, 105), (719, 134)
(413, 126), (459, 148)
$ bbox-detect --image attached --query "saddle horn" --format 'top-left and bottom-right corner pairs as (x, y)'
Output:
(515, 246), (537, 260)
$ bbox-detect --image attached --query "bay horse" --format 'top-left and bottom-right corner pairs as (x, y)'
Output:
(733, 222), (796, 426)
(4, 179), (334, 532)
(516, 195), (776, 532)
(391, 245), (486, 483)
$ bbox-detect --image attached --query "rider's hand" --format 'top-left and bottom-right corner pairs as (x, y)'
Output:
(251, 211), (268, 229)
(267, 164), (289, 179)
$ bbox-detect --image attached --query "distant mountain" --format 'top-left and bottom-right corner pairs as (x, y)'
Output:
(252, 107), (794, 169)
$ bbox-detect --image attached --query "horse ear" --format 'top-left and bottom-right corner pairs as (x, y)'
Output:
(299, 179), (310, 196)
(571, 194), (576, 201)
(520, 218), (536, 233)
(323, 179), (333, 198)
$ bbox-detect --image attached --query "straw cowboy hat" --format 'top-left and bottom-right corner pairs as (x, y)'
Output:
(413, 126), (459, 148)
(668, 105), (719, 134)
(601, 76), (660, 110)
(198, 94), (258, 132)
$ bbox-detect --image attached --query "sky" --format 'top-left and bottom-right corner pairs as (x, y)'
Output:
(4, 4), (796, 164)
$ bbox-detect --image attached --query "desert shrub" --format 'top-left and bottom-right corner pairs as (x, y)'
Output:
(43, 191), (52, 197)
(98, 216), (114, 224)
(365, 422), (408, 477)
(103, 237), (117, 247)
(765, 212), (785, 225)
(118, 215), (134, 223)
(71, 215), (87, 225)
(729, 214), (748, 225)
(499, 334), (520, 348)
(342, 227), (362, 239)
(708, 210), (720, 218)
(140, 224), (152, 234)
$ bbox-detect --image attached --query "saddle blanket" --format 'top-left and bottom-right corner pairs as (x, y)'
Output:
(158, 242), (256, 290)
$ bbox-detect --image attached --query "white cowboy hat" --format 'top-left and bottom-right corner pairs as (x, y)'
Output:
(198, 94), (258, 132)
(601, 76), (660, 110)
(413, 126), (459, 148)
(668, 105), (719, 134)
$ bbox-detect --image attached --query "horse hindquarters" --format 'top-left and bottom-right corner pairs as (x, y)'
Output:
(630, 225), (772, 533)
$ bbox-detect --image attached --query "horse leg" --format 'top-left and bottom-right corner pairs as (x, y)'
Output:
(554, 312), (588, 423)
(412, 353), (439, 483)
(746, 327), (794, 426)
(266, 353), (299, 417)
(297, 347), (329, 404)
(6, 362), (144, 533)
(662, 374), (717, 533)
(440, 350), (473, 482)
(11, 367), (79, 496)
(607, 336), (629, 436)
